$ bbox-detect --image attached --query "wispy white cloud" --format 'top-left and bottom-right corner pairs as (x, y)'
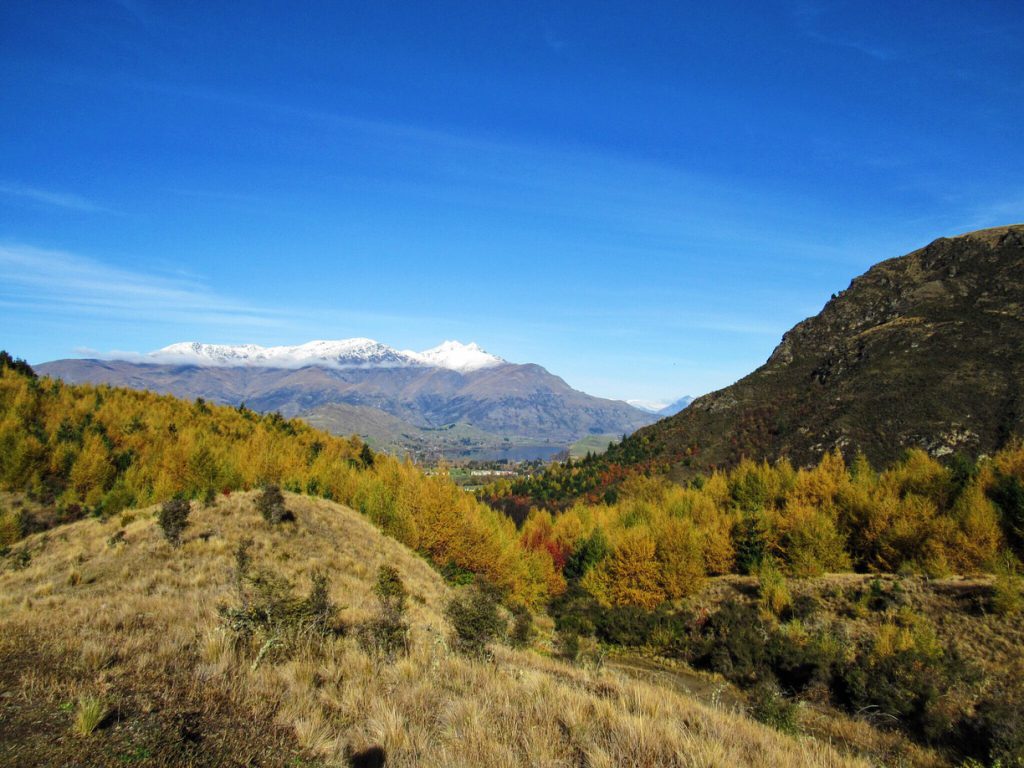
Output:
(0, 243), (283, 329)
(0, 182), (116, 214)
(791, 2), (896, 62)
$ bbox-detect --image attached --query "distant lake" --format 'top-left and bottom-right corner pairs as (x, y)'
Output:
(458, 445), (565, 462)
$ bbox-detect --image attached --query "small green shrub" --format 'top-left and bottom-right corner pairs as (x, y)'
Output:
(509, 604), (534, 647)
(72, 695), (107, 736)
(748, 680), (799, 733)
(360, 565), (410, 659)
(256, 484), (292, 524)
(990, 554), (1023, 616)
(445, 581), (505, 657)
(157, 497), (190, 546)
(555, 627), (580, 662)
(969, 677), (1024, 766)
(219, 540), (339, 664)
(10, 546), (31, 570)
(758, 559), (792, 618)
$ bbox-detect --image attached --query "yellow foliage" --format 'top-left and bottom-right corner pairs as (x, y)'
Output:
(582, 527), (665, 609)
(652, 515), (705, 600)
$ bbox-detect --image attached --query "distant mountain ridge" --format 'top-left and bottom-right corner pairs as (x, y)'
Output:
(617, 225), (1024, 474)
(38, 339), (656, 456)
(627, 396), (694, 416)
(149, 338), (503, 372)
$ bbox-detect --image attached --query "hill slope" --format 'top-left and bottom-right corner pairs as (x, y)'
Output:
(0, 492), (867, 767)
(630, 225), (1024, 473)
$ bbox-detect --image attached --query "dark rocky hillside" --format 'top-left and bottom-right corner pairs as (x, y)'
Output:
(630, 225), (1024, 473)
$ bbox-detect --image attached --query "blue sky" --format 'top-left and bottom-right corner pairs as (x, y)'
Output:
(1, 1), (1022, 403)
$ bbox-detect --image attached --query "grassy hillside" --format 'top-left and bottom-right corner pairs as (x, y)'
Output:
(568, 433), (619, 459)
(1, 492), (870, 767)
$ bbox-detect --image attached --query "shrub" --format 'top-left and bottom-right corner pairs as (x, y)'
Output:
(72, 695), (107, 736)
(0, 508), (24, 547)
(989, 472), (1024, 554)
(555, 627), (580, 662)
(758, 559), (792, 618)
(509, 604), (534, 647)
(968, 677), (1024, 765)
(445, 581), (505, 657)
(157, 497), (190, 546)
(219, 540), (339, 663)
(256, 484), (292, 524)
(10, 546), (31, 570)
(690, 601), (771, 685)
(360, 565), (410, 659)
(748, 680), (799, 733)
(990, 554), (1023, 616)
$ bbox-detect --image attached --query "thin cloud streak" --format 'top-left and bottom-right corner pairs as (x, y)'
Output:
(0, 243), (284, 330)
(0, 243), (471, 353)
(0, 182), (116, 214)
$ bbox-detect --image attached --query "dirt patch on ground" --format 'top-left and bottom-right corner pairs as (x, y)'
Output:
(0, 633), (315, 768)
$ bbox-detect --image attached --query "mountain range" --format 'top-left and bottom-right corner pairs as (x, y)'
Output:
(627, 396), (695, 416)
(38, 340), (657, 459)
(618, 225), (1024, 475)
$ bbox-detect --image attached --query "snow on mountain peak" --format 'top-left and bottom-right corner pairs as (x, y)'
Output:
(148, 338), (504, 372)
(409, 340), (503, 372)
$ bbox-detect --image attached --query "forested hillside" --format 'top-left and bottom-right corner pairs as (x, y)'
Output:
(0, 353), (556, 605)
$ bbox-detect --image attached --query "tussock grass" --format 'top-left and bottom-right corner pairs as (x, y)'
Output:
(72, 695), (107, 736)
(1, 492), (871, 767)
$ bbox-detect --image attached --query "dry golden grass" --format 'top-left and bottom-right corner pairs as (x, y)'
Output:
(0, 492), (872, 767)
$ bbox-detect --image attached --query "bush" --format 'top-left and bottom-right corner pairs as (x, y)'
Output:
(157, 497), (190, 546)
(990, 554), (1023, 616)
(690, 601), (771, 684)
(256, 484), (292, 524)
(509, 604), (534, 647)
(555, 627), (580, 662)
(219, 540), (338, 663)
(748, 680), (799, 733)
(445, 581), (505, 657)
(360, 565), (410, 659)
(989, 473), (1024, 554)
(758, 559), (792, 618)
(968, 678), (1024, 765)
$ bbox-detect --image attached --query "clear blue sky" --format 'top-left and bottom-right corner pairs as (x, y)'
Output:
(2, 1), (1022, 403)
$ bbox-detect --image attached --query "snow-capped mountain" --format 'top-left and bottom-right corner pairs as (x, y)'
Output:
(627, 396), (694, 417)
(408, 341), (502, 373)
(626, 399), (670, 414)
(149, 339), (504, 373)
(40, 340), (658, 452)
